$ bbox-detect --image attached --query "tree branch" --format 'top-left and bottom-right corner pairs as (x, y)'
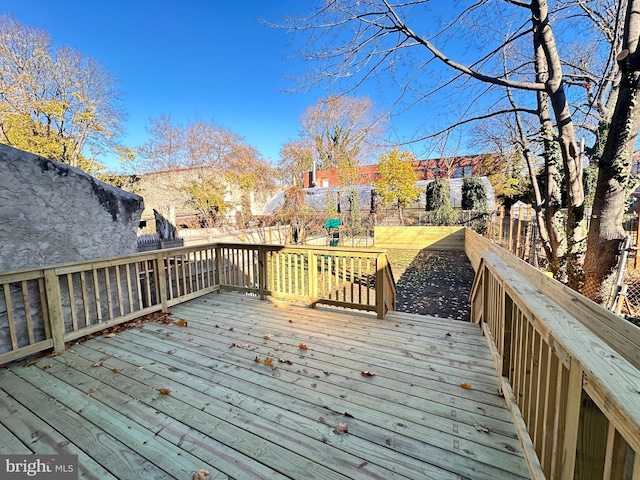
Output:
(503, 0), (532, 8)
(381, 0), (545, 91)
(407, 107), (539, 142)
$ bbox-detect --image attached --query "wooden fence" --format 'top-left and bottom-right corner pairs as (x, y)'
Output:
(374, 225), (465, 250)
(0, 243), (395, 366)
(467, 228), (640, 480)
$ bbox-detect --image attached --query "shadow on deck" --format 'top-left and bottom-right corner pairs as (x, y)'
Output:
(0, 292), (530, 480)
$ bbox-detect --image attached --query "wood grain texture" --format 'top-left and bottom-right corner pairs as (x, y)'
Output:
(0, 293), (530, 480)
(466, 228), (640, 370)
(375, 226), (465, 250)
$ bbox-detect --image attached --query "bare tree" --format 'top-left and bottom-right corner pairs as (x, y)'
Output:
(278, 140), (314, 187)
(279, 95), (387, 187)
(137, 115), (276, 222)
(282, 0), (640, 301)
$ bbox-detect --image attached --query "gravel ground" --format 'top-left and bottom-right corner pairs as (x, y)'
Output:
(387, 249), (476, 321)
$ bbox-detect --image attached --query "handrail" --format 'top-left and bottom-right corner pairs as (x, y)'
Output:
(466, 228), (640, 369)
(0, 242), (396, 365)
(214, 243), (394, 317)
(467, 228), (640, 480)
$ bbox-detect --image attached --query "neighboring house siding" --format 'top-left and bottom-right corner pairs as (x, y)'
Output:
(0, 144), (144, 272)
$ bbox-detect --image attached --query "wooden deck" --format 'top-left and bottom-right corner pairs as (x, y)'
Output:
(0, 293), (530, 480)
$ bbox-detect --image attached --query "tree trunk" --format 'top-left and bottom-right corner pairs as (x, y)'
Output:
(532, 40), (565, 277)
(531, 0), (587, 289)
(583, 1), (640, 302)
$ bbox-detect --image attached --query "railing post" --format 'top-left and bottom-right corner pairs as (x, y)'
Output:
(308, 250), (317, 308)
(156, 252), (168, 312)
(258, 247), (267, 300)
(502, 294), (513, 378)
(376, 254), (386, 319)
(560, 360), (584, 480)
(603, 424), (628, 480)
(215, 245), (223, 288)
(508, 206), (514, 252)
(44, 268), (65, 353)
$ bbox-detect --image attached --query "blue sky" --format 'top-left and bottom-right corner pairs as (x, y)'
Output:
(3, 1), (499, 172)
(3, 1), (335, 170)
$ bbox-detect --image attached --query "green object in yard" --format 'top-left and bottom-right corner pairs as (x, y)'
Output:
(324, 218), (341, 229)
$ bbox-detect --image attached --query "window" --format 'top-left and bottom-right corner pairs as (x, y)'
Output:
(454, 165), (473, 178)
(322, 180), (329, 188)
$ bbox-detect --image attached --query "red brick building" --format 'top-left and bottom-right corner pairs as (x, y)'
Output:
(303, 154), (488, 188)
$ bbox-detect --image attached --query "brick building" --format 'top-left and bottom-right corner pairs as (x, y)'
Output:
(303, 154), (489, 188)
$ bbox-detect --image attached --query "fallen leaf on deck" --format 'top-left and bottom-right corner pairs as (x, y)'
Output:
(361, 371), (375, 377)
(334, 422), (349, 435)
(112, 368), (119, 373)
(318, 416), (327, 424)
(460, 382), (473, 389)
(264, 357), (274, 368)
(167, 349), (177, 355)
(187, 338), (194, 342)
(299, 343), (308, 350)
(43, 364), (53, 369)
(175, 319), (188, 327)
(254, 356), (261, 363)
(215, 324), (220, 328)
(311, 383), (317, 388)
(228, 327), (234, 331)
(395, 323), (400, 327)
(104, 333), (117, 338)
(278, 358), (293, 365)
(92, 360), (105, 367)
(288, 319), (293, 323)
(88, 386), (99, 394)
(157, 388), (171, 395)
(263, 334), (272, 340)
(474, 423), (491, 433)
(192, 469), (211, 480)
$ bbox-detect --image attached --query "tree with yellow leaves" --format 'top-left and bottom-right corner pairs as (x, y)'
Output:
(0, 15), (124, 172)
(373, 149), (420, 225)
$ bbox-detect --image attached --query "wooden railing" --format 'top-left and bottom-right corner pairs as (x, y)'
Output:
(467, 228), (640, 480)
(215, 243), (395, 318)
(0, 243), (396, 365)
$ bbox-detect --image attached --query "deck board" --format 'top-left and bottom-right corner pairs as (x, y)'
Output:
(0, 293), (531, 479)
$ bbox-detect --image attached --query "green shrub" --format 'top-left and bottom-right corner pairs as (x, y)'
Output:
(462, 177), (488, 210)
(425, 179), (450, 211)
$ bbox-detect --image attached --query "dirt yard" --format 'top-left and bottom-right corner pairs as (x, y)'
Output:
(386, 249), (476, 321)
